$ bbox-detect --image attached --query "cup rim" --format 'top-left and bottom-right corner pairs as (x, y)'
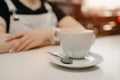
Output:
(59, 30), (94, 34)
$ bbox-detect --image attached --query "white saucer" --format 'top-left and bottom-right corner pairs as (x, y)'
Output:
(49, 52), (103, 69)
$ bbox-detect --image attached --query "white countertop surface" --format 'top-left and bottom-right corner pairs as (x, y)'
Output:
(0, 35), (120, 80)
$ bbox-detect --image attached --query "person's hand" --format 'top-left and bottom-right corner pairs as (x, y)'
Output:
(0, 33), (16, 53)
(6, 28), (53, 52)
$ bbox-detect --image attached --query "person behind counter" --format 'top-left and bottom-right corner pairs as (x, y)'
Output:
(0, 0), (85, 53)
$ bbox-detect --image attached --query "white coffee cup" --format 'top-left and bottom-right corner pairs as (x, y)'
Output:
(59, 30), (96, 59)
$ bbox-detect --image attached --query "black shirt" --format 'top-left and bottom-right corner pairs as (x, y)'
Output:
(0, 0), (65, 32)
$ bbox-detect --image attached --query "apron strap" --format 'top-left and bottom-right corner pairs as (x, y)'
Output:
(44, 2), (53, 12)
(4, 0), (17, 12)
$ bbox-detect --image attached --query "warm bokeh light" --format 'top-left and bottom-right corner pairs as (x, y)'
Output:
(117, 16), (120, 22)
(108, 21), (116, 27)
(103, 24), (113, 31)
(117, 11), (120, 16)
(102, 11), (112, 17)
(83, 0), (120, 10)
(81, 0), (120, 17)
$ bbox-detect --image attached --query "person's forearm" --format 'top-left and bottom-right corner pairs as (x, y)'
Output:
(0, 16), (6, 33)
(0, 25), (6, 33)
(58, 16), (86, 31)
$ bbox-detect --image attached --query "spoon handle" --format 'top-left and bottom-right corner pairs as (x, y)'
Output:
(47, 52), (62, 59)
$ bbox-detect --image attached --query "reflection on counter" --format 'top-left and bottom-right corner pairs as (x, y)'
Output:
(48, 0), (120, 37)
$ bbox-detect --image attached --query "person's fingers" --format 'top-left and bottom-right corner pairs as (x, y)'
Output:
(6, 32), (24, 41)
(23, 41), (41, 51)
(10, 35), (28, 52)
(23, 40), (51, 51)
(16, 37), (33, 52)
(9, 40), (21, 52)
(14, 35), (30, 52)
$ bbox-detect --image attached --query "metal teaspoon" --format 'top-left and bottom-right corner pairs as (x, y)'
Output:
(47, 52), (73, 64)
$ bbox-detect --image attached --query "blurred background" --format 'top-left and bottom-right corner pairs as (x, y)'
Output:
(48, 0), (120, 37)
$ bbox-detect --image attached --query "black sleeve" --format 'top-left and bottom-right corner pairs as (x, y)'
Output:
(0, 0), (10, 32)
(49, 2), (66, 21)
